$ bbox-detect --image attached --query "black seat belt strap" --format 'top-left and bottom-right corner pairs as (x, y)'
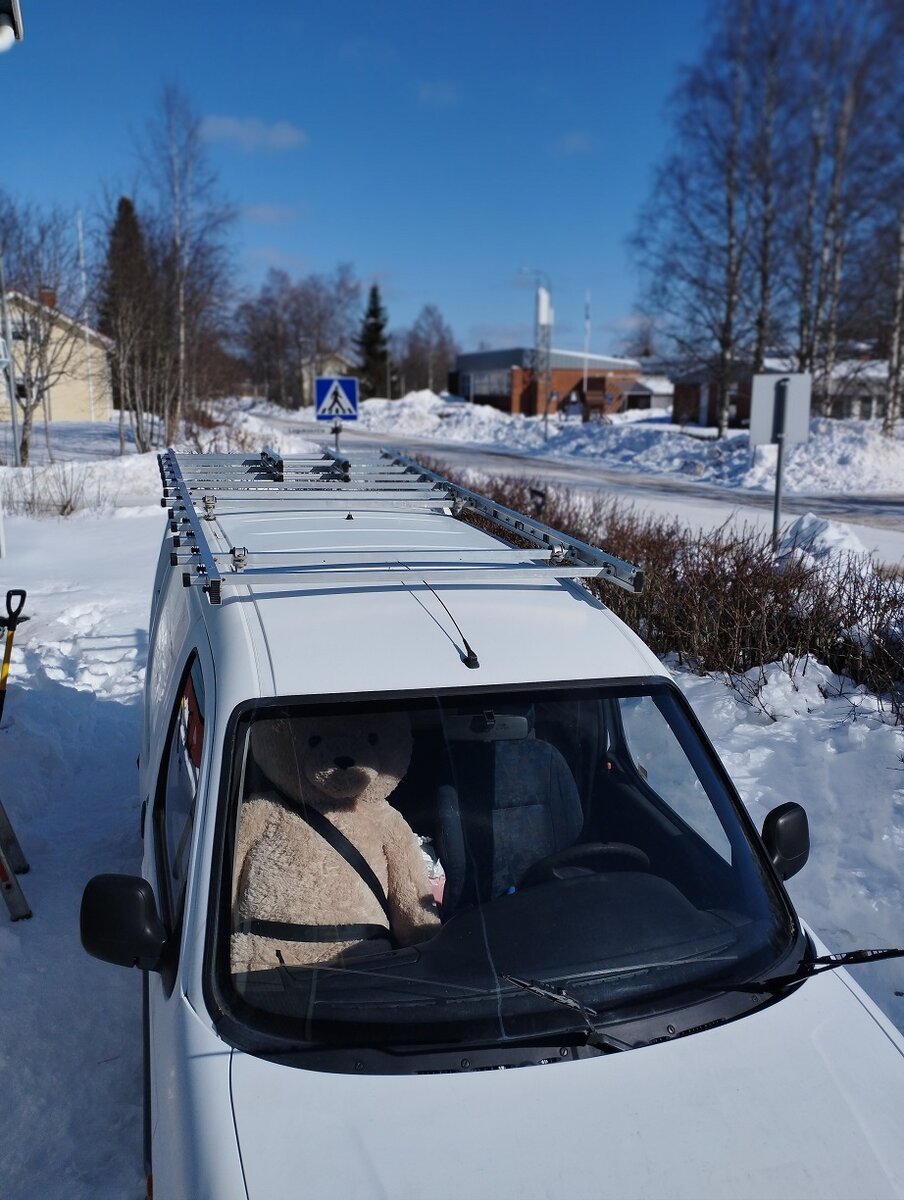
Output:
(297, 804), (391, 923)
(238, 919), (387, 942)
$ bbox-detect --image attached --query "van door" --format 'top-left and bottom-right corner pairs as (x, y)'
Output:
(143, 644), (212, 1190)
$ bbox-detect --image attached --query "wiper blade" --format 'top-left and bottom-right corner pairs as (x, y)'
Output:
(503, 974), (631, 1053)
(733, 947), (904, 996)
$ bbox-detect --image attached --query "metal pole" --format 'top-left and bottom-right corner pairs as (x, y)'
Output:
(771, 377), (788, 554)
(0, 253), (21, 466)
(76, 211), (96, 422)
(583, 290), (590, 398)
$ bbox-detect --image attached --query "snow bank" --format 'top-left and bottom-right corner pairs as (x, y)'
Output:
(679, 662), (904, 1020)
(347, 393), (904, 496)
(779, 512), (871, 562)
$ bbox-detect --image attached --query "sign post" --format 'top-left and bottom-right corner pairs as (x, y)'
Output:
(750, 373), (811, 553)
(315, 376), (359, 455)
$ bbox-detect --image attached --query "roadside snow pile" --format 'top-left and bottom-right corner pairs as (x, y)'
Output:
(200, 398), (322, 457)
(358, 390), (516, 441)
(779, 512), (871, 563)
(347, 392), (904, 496)
(743, 417), (904, 494)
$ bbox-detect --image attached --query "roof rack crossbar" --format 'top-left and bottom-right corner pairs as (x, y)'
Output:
(382, 450), (643, 594)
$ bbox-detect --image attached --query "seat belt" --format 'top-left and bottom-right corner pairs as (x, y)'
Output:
(292, 802), (391, 923)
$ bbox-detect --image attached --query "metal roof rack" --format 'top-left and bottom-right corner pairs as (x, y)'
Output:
(158, 446), (644, 604)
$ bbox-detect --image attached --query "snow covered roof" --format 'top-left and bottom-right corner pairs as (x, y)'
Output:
(4, 290), (113, 349)
(456, 347), (640, 373)
(763, 355), (888, 384)
(628, 375), (674, 396)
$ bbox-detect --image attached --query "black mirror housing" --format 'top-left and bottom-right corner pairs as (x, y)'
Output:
(762, 802), (810, 881)
(80, 874), (168, 970)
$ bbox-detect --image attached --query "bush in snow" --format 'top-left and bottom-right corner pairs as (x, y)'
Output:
(441, 466), (904, 725)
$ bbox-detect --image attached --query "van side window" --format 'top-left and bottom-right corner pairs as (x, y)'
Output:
(156, 655), (206, 927)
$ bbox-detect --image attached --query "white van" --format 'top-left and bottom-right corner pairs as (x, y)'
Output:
(81, 446), (904, 1200)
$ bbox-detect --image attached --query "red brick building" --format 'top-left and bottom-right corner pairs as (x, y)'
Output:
(449, 348), (641, 419)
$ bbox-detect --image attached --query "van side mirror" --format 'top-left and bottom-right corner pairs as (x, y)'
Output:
(80, 874), (168, 970)
(761, 802), (809, 881)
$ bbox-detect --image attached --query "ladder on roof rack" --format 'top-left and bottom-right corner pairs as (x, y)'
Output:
(158, 446), (644, 604)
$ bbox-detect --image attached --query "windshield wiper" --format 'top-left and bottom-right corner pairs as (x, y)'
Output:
(732, 947), (904, 996)
(503, 974), (632, 1053)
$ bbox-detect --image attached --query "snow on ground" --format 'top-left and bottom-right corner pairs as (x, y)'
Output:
(0, 417), (902, 1197)
(334, 390), (904, 496)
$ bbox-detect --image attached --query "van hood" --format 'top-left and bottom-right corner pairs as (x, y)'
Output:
(229, 970), (904, 1200)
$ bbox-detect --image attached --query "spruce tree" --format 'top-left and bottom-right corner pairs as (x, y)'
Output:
(355, 283), (390, 398)
(97, 197), (157, 450)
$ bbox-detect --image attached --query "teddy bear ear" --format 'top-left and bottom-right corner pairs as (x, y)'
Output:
(249, 717), (308, 803)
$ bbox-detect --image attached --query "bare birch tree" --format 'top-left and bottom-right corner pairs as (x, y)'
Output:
(234, 265), (361, 407)
(0, 195), (83, 465)
(139, 85), (233, 440)
(394, 304), (459, 394)
(632, 0), (754, 436)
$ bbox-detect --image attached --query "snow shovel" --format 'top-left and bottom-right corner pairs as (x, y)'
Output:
(0, 589), (28, 726)
(0, 590), (30, 919)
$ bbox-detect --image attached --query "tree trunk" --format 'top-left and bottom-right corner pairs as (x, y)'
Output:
(882, 207), (904, 437)
(18, 398), (35, 467)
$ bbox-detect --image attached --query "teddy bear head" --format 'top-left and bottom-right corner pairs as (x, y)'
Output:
(251, 710), (413, 811)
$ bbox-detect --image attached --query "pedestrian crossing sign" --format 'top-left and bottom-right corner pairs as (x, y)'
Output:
(315, 377), (359, 421)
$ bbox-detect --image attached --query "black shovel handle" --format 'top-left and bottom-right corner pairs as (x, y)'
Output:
(5, 590), (26, 628)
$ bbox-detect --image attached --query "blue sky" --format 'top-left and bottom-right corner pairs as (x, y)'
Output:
(3, 0), (710, 354)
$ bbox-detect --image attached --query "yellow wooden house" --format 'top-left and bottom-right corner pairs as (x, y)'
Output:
(1, 291), (113, 423)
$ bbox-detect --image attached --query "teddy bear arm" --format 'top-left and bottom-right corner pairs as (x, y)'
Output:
(231, 797), (275, 913)
(382, 810), (441, 947)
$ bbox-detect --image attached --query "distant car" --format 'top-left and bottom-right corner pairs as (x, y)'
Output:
(81, 446), (904, 1200)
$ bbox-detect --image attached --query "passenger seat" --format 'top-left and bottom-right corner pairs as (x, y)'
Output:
(436, 732), (583, 914)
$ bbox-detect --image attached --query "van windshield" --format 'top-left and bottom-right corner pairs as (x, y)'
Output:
(219, 682), (799, 1053)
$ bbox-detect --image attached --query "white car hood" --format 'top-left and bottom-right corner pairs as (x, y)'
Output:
(230, 970), (904, 1200)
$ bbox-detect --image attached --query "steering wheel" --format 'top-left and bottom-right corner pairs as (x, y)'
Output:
(520, 842), (650, 887)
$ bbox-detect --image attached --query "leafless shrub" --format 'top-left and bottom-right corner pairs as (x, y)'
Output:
(179, 414), (259, 455)
(432, 462), (904, 724)
(0, 464), (108, 516)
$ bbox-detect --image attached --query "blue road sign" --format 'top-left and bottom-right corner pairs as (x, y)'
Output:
(315, 377), (359, 421)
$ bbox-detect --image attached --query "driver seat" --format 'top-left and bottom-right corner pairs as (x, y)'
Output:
(436, 736), (583, 915)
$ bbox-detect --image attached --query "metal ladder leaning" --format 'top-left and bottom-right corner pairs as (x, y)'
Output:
(0, 798), (30, 920)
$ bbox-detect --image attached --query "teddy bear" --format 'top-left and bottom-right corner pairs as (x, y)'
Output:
(230, 709), (440, 975)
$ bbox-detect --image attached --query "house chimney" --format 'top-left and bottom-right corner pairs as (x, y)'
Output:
(37, 285), (56, 309)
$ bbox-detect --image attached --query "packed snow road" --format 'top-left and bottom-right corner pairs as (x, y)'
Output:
(345, 425), (904, 527)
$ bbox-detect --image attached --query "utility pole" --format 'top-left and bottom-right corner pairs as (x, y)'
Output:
(582, 291), (591, 399)
(76, 211), (96, 422)
(0, 251), (21, 466)
(524, 269), (553, 440)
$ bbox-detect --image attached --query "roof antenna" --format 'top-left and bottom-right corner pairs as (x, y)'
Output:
(421, 580), (480, 669)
